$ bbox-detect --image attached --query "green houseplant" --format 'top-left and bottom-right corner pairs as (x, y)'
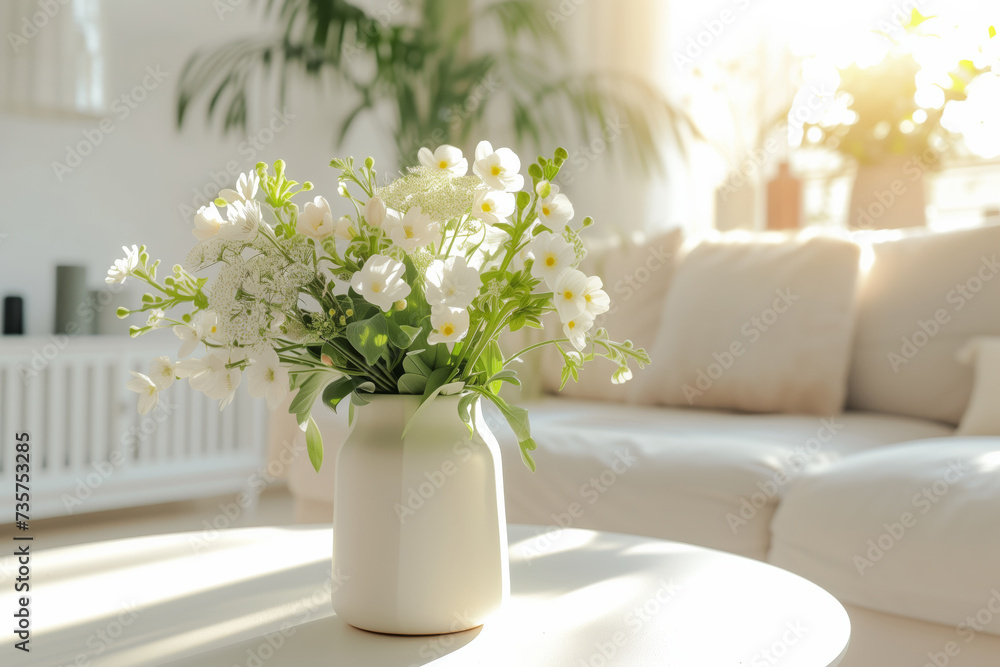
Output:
(176, 0), (690, 169)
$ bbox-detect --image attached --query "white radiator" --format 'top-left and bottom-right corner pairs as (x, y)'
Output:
(0, 336), (267, 520)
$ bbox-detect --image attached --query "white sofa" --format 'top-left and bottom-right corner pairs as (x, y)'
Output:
(280, 224), (1000, 667)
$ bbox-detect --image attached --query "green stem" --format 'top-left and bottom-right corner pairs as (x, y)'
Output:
(503, 338), (570, 367)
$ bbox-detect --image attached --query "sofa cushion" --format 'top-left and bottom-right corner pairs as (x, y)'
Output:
(647, 233), (861, 415)
(499, 398), (952, 560)
(541, 228), (683, 402)
(955, 336), (1000, 436)
(769, 437), (1000, 634)
(847, 224), (1000, 424)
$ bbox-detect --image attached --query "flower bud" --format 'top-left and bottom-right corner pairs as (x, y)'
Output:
(535, 180), (551, 199)
(394, 299), (407, 311)
(365, 196), (387, 228)
(364, 156), (375, 170)
(116, 307), (130, 319)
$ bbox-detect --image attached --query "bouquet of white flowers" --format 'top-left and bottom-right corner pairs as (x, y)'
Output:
(110, 142), (649, 472)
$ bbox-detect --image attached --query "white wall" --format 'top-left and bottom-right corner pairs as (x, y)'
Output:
(0, 0), (396, 336)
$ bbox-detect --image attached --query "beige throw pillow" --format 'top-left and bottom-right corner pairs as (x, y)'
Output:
(954, 337), (1000, 435)
(649, 233), (861, 415)
(847, 224), (1000, 424)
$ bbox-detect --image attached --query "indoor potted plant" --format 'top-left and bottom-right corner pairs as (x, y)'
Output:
(109, 141), (648, 634)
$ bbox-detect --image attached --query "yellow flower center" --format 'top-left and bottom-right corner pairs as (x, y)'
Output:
(442, 324), (455, 336)
(563, 290), (574, 300)
(545, 255), (556, 267)
(404, 226), (414, 239)
(491, 164), (502, 176)
(210, 325), (217, 334)
(585, 294), (592, 303)
(372, 281), (384, 294)
(265, 368), (275, 382)
(542, 206), (551, 216)
(568, 321), (576, 329)
(439, 160), (449, 169)
(482, 202), (492, 212)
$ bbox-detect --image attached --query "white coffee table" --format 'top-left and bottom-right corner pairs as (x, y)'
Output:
(2, 525), (849, 666)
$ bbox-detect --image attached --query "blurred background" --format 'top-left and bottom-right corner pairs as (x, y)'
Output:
(2, 0), (1000, 336)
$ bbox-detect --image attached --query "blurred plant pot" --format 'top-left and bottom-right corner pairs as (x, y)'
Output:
(848, 156), (926, 229)
(331, 394), (509, 635)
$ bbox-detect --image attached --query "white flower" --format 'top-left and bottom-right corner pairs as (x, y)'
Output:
(173, 323), (200, 358)
(418, 144), (468, 177)
(219, 171), (259, 204)
(148, 356), (176, 390)
(425, 255), (481, 309)
(582, 276), (610, 316)
(473, 140), (524, 192)
(471, 189), (515, 225)
(530, 232), (576, 288)
(193, 203), (225, 241)
(126, 371), (159, 415)
(388, 207), (439, 251)
(106, 244), (140, 284)
(299, 196), (335, 240)
(553, 268), (589, 321)
(335, 216), (357, 241)
(180, 348), (242, 410)
(246, 348), (289, 410)
(612, 367), (633, 385)
(364, 196), (387, 228)
(427, 305), (470, 348)
(351, 254), (412, 311)
(197, 310), (223, 343)
(146, 309), (165, 327)
(562, 310), (595, 351)
(219, 199), (261, 241)
(537, 185), (575, 232)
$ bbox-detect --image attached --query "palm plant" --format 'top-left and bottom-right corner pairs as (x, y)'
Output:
(176, 0), (692, 170)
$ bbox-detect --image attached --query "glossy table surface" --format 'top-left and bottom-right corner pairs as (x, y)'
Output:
(2, 524), (850, 666)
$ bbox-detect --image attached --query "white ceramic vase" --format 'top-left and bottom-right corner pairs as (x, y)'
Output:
(331, 394), (509, 635)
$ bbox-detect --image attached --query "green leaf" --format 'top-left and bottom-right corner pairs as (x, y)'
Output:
(322, 377), (356, 412)
(346, 314), (390, 366)
(397, 373), (427, 394)
(475, 388), (537, 472)
(458, 393), (479, 435)
(288, 372), (330, 429)
(488, 369), (521, 387)
(401, 377), (466, 438)
(403, 352), (432, 377)
(422, 367), (452, 399)
(387, 320), (422, 349)
(305, 416), (323, 473)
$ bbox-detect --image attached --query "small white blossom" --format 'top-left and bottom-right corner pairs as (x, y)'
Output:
(351, 254), (411, 311)
(299, 196), (335, 240)
(146, 309), (165, 327)
(173, 323), (200, 358)
(387, 207), (439, 252)
(425, 255), (481, 309)
(530, 232), (576, 288)
(193, 203), (225, 241)
(562, 310), (595, 351)
(473, 140), (524, 192)
(418, 144), (468, 177)
(335, 216), (357, 241)
(553, 268), (589, 322)
(106, 244), (140, 284)
(246, 348), (289, 410)
(427, 305), (470, 349)
(126, 371), (159, 415)
(471, 189), (515, 225)
(219, 171), (259, 204)
(537, 185), (575, 232)
(220, 199), (261, 241)
(148, 356), (176, 390)
(582, 276), (610, 316)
